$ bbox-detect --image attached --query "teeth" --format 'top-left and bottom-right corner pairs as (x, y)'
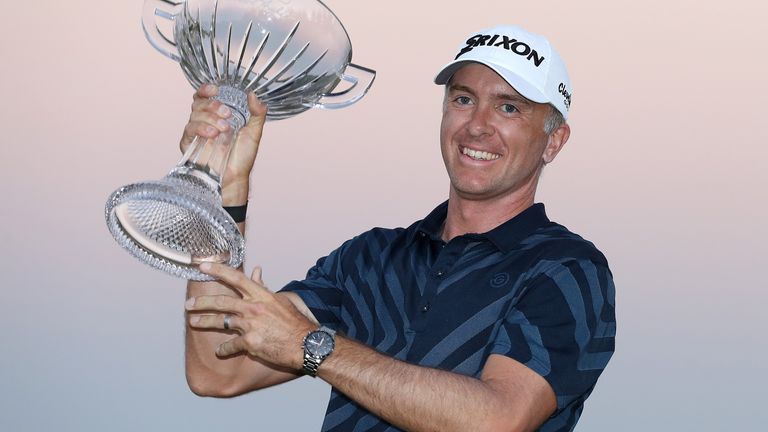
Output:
(462, 147), (500, 161)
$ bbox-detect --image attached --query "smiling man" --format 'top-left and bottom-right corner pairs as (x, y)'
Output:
(182, 25), (616, 432)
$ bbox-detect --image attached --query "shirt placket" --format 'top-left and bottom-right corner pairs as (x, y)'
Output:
(410, 236), (467, 332)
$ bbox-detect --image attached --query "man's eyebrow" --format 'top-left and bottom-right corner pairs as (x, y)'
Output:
(447, 84), (534, 107)
(447, 83), (476, 95)
(495, 92), (533, 107)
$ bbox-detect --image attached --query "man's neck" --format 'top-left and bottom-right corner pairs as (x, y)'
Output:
(441, 188), (536, 242)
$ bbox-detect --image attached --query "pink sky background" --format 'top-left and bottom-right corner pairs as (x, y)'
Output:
(1, 0), (766, 430)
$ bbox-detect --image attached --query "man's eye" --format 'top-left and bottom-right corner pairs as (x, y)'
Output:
(500, 104), (518, 113)
(455, 96), (472, 105)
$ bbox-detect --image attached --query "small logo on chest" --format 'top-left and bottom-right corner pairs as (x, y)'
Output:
(490, 272), (510, 288)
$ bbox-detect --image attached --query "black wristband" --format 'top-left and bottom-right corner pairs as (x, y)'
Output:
(223, 202), (248, 223)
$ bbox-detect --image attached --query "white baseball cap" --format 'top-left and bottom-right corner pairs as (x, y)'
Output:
(434, 25), (572, 119)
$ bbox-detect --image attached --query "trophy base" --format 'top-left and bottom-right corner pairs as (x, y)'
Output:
(105, 170), (244, 280)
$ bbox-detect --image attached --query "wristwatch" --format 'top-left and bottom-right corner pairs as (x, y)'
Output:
(302, 326), (336, 377)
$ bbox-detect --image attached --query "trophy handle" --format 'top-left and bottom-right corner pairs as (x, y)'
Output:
(314, 64), (376, 110)
(141, 0), (184, 62)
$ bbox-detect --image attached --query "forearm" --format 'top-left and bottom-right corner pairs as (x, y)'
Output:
(221, 179), (249, 207)
(185, 180), (253, 395)
(185, 277), (248, 396)
(320, 337), (524, 432)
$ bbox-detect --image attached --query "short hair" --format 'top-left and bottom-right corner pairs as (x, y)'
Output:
(544, 104), (565, 135)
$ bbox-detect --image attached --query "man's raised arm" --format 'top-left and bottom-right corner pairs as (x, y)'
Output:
(181, 85), (304, 396)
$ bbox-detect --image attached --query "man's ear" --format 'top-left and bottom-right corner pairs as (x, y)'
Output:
(542, 123), (570, 164)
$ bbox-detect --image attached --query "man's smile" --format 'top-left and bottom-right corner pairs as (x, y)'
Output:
(460, 145), (502, 161)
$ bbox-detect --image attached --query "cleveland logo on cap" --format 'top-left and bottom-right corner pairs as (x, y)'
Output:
(455, 34), (546, 67)
(558, 83), (572, 109)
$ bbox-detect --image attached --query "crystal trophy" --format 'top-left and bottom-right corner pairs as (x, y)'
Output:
(105, 0), (375, 280)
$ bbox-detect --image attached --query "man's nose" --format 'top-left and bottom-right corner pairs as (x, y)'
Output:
(467, 105), (495, 137)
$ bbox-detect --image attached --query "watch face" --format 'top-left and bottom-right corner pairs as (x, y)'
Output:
(306, 330), (335, 357)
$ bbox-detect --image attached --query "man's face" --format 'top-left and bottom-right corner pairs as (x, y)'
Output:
(440, 63), (566, 202)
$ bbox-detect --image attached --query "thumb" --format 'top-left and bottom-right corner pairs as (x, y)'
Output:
(239, 93), (268, 145)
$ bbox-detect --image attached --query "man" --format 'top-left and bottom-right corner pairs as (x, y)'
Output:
(182, 25), (615, 432)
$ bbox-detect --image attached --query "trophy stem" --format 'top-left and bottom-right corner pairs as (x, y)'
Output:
(174, 85), (249, 189)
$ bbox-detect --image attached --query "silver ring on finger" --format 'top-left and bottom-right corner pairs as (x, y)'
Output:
(223, 314), (232, 330)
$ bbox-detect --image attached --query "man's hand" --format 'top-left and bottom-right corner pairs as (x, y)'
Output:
(179, 84), (268, 205)
(186, 263), (317, 371)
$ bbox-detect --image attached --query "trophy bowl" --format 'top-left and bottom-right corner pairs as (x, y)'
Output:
(105, 0), (375, 280)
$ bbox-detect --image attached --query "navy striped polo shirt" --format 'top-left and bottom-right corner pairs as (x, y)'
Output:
(281, 201), (616, 432)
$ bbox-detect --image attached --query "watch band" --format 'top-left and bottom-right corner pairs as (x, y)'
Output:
(302, 355), (321, 377)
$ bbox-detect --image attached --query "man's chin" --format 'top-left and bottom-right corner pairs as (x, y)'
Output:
(449, 183), (499, 201)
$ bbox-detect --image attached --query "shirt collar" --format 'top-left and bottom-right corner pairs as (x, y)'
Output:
(407, 201), (550, 252)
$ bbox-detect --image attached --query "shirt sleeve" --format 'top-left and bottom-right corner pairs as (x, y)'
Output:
(490, 258), (616, 417)
(278, 241), (352, 329)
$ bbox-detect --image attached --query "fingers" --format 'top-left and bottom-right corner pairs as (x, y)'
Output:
(187, 100), (231, 133)
(199, 263), (269, 299)
(194, 83), (219, 100)
(186, 313), (247, 357)
(250, 266), (273, 293)
(188, 313), (245, 333)
(216, 336), (246, 357)
(180, 84), (233, 151)
(251, 266), (264, 285)
(186, 294), (259, 335)
(186, 294), (241, 313)
(181, 115), (228, 146)
(193, 84), (265, 117)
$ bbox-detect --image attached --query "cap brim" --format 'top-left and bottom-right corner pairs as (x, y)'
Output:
(434, 59), (549, 105)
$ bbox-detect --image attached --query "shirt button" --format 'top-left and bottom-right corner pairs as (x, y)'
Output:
(436, 270), (444, 277)
(421, 303), (431, 313)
